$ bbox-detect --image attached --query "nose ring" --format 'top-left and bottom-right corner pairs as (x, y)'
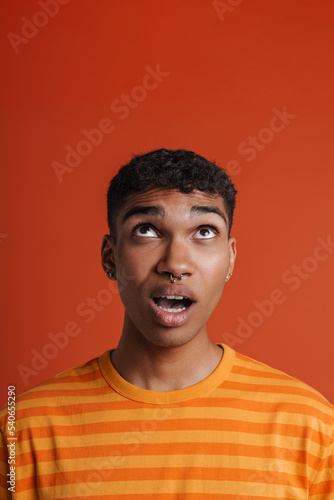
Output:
(170, 273), (183, 283)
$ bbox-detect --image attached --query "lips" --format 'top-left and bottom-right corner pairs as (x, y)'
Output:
(149, 285), (197, 327)
(153, 295), (193, 312)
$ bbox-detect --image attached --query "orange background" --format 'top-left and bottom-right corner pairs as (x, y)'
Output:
(1, 0), (333, 404)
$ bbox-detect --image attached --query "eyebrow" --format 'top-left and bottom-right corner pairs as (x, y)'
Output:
(122, 206), (165, 224)
(122, 204), (227, 225)
(190, 205), (227, 224)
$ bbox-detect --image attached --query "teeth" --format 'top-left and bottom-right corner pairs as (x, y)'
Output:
(161, 295), (185, 300)
(158, 306), (187, 313)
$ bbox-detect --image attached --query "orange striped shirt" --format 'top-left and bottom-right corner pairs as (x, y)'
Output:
(1, 343), (333, 499)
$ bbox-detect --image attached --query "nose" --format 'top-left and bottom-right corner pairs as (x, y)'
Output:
(155, 237), (195, 279)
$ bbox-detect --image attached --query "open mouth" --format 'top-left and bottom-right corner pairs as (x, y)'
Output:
(153, 295), (193, 313)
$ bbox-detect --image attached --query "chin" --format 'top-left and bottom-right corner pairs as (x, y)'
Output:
(142, 328), (202, 350)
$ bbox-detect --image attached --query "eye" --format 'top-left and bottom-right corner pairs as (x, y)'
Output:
(133, 224), (159, 238)
(194, 227), (217, 239)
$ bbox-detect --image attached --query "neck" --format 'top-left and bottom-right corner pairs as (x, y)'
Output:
(110, 316), (223, 391)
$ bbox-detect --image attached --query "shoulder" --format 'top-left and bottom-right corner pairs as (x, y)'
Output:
(226, 346), (334, 426)
(0, 354), (104, 428)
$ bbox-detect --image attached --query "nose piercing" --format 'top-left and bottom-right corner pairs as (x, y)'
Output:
(170, 273), (183, 283)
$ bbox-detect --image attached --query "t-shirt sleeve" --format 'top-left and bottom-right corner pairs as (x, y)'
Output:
(309, 424), (334, 498)
(0, 428), (12, 500)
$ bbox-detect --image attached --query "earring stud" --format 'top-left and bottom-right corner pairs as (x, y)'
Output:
(225, 272), (232, 282)
(106, 270), (116, 279)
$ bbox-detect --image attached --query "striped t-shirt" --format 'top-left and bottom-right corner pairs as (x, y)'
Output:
(1, 343), (333, 499)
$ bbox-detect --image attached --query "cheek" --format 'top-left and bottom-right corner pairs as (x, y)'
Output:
(114, 247), (153, 301)
(201, 249), (230, 274)
(201, 252), (229, 293)
(128, 255), (155, 282)
(116, 244), (151, 274)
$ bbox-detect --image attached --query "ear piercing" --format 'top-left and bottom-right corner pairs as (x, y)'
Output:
(170, 273), (183, 284)
(105, 270), (116, 280)
(225, 272), (232, 282)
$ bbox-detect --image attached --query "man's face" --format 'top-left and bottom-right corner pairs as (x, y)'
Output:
(101, 188), (236, 349)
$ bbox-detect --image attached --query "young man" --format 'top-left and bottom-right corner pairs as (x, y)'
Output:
(1, 149), (333, 499)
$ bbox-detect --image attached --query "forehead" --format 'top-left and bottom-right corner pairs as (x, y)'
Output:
(120, 187), (225, 212)
(118, 188), (228, 219)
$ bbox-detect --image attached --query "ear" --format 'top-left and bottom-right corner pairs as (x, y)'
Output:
(227, 236), (237, 276)
(101, 234), (117, 280)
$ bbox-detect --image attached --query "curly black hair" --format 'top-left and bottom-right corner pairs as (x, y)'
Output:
(107, 148), (237, 240)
